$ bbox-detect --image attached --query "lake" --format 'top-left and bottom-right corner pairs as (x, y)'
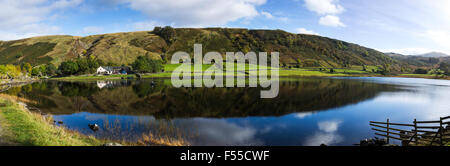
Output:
(2, 77), (450, 146)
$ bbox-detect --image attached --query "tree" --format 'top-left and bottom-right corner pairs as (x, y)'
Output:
(0, 65), (6, 78)
(76, 58), (90, 73)
(46, 64), (57, 76)
(87, 58), (100, 73)
(31, 68), (40, 76)
(4, 64), (22, 78)
(59, 61), (79, 75)
(154, 26), (176, 44)
(22, 63), (32, 76)
(132, 56), (163, 73)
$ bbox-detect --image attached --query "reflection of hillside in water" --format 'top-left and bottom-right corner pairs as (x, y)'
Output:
(4, 78), (402, 118)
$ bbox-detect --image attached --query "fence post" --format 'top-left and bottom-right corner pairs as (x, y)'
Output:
(413, 119), (417, 145)
(386, 118), (390, 144)
(440, 117), (443, 146)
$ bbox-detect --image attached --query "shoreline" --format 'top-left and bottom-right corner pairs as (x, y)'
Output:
(49, 73), (450, 81)
(0, 96), (106, 146)
(0, 93), (189, 146)
(0, 79), (39, 91)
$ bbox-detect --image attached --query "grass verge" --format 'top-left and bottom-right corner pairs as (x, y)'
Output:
(0, 97), (104, 146)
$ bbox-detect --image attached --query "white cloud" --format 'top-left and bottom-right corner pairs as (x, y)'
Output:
(114, 0), (267, 27)
(260, 11), (289, 22)
(295, 28), (319, 35)
(319, 15), (345, 27)
(304, 0), (344, 15)
(421, 30), (450, 52)
(0, 0), (83, 40)
(261, 11), (273, 19)
(303, 0), (345, 28)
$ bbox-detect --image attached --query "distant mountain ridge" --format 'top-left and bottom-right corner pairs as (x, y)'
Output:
(414, 52), (449, 58)
(386, 52), (450, 69)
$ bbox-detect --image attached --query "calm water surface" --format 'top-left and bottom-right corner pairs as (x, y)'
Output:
(3, 77), (450, 146)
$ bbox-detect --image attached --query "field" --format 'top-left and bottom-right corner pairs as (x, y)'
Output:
(50, 63), (450, 81)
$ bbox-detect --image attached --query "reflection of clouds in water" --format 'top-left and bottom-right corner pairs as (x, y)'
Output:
(304, 120), (343, 146)
(373, 92), (430, 104)
(304, 132), (343, 146)
(373, 87), (450, 120)
(58, 113), (262, 146)
(318, 120), (342, 133)
(293, 112), (313, 119)
(417, 88), (450, 120)
(259, 126), (273, 134)
(177, 118), (262, 146)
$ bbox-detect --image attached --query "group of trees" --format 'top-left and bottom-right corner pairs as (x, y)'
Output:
(0, 64), (23, 79)
(0, 63), (36, 79)
(31, 64), (57, 77)
(58, 58), (103, 76)
(132, 56), (163, 73)
(438, 62), (449, 76)
(412, 62), (449, 76)
(56, 56), (162, 76)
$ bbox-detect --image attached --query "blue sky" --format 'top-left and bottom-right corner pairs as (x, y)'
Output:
(1, 0), (450, 55)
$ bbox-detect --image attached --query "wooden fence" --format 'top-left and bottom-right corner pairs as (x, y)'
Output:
(370, 116), (450, 146)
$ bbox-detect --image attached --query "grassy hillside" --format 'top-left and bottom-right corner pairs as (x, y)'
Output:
(163, 28), (395, 68)
(0, 27), (398, 69)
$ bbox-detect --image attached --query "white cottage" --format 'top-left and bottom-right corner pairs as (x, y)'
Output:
(96, 66), (113, 75)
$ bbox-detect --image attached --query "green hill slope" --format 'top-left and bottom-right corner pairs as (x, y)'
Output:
(0, 27), (397, 69)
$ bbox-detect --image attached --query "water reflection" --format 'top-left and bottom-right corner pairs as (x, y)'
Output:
(304, 120), (344, 146)
(2, 77), (449, 146)
(177, 118), (262, 146)
(4, 78), (401, 117)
